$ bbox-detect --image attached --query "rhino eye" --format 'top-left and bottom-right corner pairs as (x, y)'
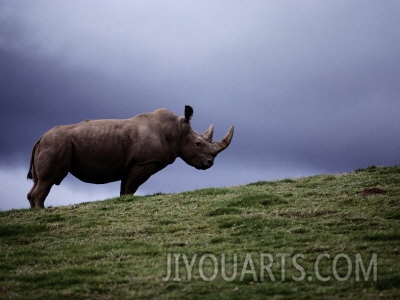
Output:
(195, 141), (202, 147)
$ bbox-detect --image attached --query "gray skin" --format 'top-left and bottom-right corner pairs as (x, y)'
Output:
(27, 106), (234, 208)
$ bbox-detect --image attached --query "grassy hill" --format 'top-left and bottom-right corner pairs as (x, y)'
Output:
(1, 165), (399, 299)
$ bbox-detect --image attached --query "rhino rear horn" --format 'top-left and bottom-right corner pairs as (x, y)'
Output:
(201, 125), (214, 142)
(213, 125), (234, 154)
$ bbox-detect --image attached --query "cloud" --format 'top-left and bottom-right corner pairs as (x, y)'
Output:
(1, 1), (400, 210)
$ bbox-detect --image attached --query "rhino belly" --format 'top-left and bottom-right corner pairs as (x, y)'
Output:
(69, 158), (125, 184)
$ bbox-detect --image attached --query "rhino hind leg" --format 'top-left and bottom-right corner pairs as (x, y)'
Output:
(27, 179), (54, 209)
(27, 181), (37, 208)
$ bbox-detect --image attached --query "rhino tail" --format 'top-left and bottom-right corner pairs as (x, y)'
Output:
(27, 138), (41, 180)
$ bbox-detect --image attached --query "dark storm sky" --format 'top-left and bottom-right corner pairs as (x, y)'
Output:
(1, 1), (399, 210)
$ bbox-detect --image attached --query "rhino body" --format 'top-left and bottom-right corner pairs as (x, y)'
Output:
(27, 106), (234, 208)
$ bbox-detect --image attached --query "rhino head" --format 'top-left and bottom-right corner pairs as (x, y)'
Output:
(179, 106), (234, 170)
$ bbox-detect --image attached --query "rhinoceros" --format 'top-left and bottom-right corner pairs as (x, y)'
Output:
(27, 106), (234, 208)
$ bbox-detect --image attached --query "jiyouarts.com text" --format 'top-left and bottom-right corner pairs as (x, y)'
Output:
(162, 252), (377, 282)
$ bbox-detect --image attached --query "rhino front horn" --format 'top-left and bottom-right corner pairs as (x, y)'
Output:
(213, 125), (234, 154)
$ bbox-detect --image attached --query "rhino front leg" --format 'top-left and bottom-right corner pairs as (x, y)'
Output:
(120, 163), (164, 195)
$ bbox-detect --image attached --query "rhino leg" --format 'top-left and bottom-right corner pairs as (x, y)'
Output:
(28, 179), (54, 209)
(27, 181), (37, 208)
(120, 163), (163, 195)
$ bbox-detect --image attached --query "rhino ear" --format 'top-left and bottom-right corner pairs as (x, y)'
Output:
(184, 105), (193, 122)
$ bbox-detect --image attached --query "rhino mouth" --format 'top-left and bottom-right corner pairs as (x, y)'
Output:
(197, 159), (214, 170)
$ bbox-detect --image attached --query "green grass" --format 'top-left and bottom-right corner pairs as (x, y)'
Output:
(1, 165), (399, 299)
